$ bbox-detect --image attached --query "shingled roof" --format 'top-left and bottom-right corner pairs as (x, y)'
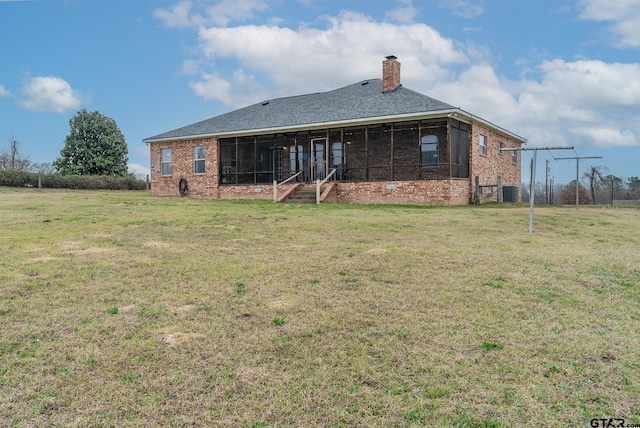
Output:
(143, 79), (459, 143)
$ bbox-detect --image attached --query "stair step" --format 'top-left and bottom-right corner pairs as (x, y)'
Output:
(284, 199), (316, 204)
(282, 185), (325, 204)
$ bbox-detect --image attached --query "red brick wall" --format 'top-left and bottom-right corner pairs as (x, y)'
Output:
(150, 138), (219, 198)
(335, 180), (470, 206)
(382, 58), (401, 93)
(149, 125), (522, 205)
(218, 184), (273, 200)
(470, 123), (522, 189)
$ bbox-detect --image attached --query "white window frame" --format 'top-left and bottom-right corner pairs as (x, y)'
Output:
(479, 135), (487, 156)
(161, 148), (172, 176)
(194, 146), (205, 174)
(511, 150), (517, 164)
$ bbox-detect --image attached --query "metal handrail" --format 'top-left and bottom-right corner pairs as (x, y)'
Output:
(316, 169), (337, 204)
(273, 171), (303, 202)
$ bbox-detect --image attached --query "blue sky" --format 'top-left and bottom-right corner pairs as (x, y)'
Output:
(1, 0), (638, 185)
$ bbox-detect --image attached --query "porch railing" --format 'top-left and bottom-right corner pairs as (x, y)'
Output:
(316, 169), (337, 204)
(273, 171), (303, 203)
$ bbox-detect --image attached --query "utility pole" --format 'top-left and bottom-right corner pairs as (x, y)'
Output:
(10, 139), (18, 170)
(611, 178), (614, 207)
(555, 156), (603, 211)
(500, 146), (573, 233)
(545, 160), (550, 204)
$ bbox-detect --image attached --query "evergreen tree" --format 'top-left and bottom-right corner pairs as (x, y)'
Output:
(54, 109), (128, 176)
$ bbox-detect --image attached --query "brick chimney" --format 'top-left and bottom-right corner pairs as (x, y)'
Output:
(382, 55), (401, 93)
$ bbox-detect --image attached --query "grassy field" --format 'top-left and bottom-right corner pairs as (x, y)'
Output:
(1, 188), (639, 427)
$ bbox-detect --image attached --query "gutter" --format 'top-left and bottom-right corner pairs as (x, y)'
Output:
(143, 108), (527, 145)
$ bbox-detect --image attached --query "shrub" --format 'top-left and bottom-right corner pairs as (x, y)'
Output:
(560, 182), (591, 205)
(0, 170), (146, 190)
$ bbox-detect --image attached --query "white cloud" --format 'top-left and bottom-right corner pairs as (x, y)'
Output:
(189, 71), (230, 102)
(190, 11), (467, 107)
(578, 0), (640, 47)
(19, 76), (84, 113)
(128, 163), (150, 179)
(180, 59), (203, 75)
(569, 126), (638, 148)
(204, 0), (269, 27)
(154, 0), (194, 28)
(429, 64), (519, 119)
(510, 60), (640, 148)
(438, 0), (484, 19)
(0, 85), (9, 97)
(189, 69), (269, 107)
(534, 59), (640, 110)
(386, 0), (419, 24)
(154, 0), (268, 28)
(155, 2), (639, 151)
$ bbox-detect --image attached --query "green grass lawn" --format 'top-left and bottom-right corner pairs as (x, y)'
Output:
(1, 188), (639, 427)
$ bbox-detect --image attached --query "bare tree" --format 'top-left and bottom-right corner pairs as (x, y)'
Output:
(521, 181), (547, 204)
(32, 162), (55, 174)
(597, 175), (624, 204)
(583, 165), (606, 205)
(0, 136), (32, 171)
(628, 177), (640, 200)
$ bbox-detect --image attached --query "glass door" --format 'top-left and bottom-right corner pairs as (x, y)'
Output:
(311, 138), (327, 181)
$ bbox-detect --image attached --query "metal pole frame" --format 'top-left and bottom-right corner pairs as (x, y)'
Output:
(555, 156), (603, 211)
(500, 146), (574, 233)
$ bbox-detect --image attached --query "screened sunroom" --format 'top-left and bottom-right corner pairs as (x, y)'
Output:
(218, 118), (470, 185)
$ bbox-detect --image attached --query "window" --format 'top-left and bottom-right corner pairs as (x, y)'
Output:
(498, 141), (503, 154)
(479, 135), (487, 156)
(421, 135), (438, 166)
(289, 144), (304, 173)
(331, 142), (347, 180)
(511, 150), (517, 164)
(161, 148), (172, 176)
(331, 142), (345, 167)
(194, 146), (205, 174)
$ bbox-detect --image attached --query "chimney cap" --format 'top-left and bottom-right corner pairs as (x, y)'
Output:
(385, 55), (398, 60)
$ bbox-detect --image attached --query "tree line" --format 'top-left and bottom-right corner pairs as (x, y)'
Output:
(1, 110), (145, 190)
(522, 166), (640, 205)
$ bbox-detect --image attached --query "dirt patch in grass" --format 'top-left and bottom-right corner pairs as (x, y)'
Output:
(63, 247), (115, 256)
(366, 247), (388, 254)
(142, 241), (170, 248)
(163, 303), (196, 313)
(59, 241), (82, 250)
(26, 256), (61, 262)
(161, 332), (207, 347)
(267, 299), (293, 309)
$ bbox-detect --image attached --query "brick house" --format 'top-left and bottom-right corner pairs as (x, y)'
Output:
(144, 56), (526, 205)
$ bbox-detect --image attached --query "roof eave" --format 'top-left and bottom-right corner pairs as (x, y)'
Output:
(454, 109), (527, 144)
(143, 109), (527, 145)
